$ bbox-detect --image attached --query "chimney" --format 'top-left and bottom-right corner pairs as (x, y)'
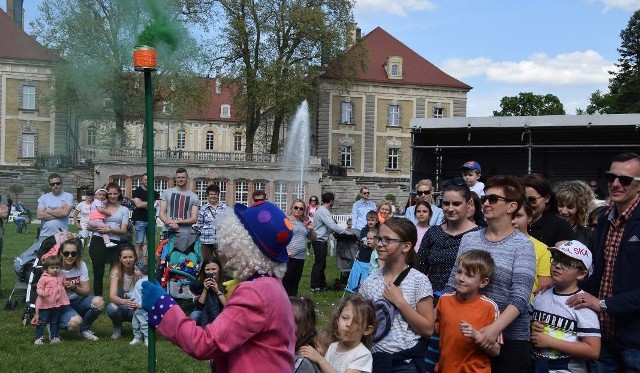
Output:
(6, 0), (24, 29)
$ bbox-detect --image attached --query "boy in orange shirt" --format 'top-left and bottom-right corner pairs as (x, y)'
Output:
(435, 249), (501, 373)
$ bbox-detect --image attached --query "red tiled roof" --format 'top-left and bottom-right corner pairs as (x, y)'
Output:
(322, 27), (471, 90)
(0, 9), (58, 62)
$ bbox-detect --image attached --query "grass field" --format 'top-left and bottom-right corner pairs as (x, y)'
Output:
(0, 224), (346, 372)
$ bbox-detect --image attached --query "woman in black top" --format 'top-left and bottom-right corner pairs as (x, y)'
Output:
(521, 174), (576, 246)
(553, 180), (596, 250)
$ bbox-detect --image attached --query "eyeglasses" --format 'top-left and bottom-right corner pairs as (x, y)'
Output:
(62, 251), (78, 258)
(361, 192), (369, 195)
(550, 255), (581, 270)
(527, 195), (545, 204)
(253, 198), (265, 202)
(49, 182), (62, 186)
(416, 190), (432, 196)
(292, 206), (305, 211)
(480, 194), (512, 204)
(373, 236), (404, 246)
(604, 171), (640, 186)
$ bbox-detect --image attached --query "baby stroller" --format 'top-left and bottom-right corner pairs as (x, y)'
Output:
(8, 231), (78, 326)
(155, 230), (202, 312)
(331, 232), (360, 290)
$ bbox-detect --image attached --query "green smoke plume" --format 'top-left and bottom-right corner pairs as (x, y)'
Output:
(137, 0), (180, 50)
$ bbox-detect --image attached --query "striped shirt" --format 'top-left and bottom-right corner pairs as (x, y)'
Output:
(196, 202), (226, 245)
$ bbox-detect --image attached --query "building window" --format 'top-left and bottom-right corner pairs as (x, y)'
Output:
(131, 178), (142, 190)
(235, 181), (249, 206)
(340, 146), (352, 168)
(205, 131), (214, 150)
(214, 180), (227, 203)
(340, 101), (353, 124)
(274, 181), (287, 211)
(388, 105), (400, 126)
(113, 177), (127, 191)
(154, 179), (168, 194)
(195, 180), (208, 202)
(220, 104), (231, 118)
(234, 133), (242, 152)
(432, 107), (444, 118)
(253, 181), (265, 194)
(177, 129), (185, 149)
(87, 127), (96, 146)
(162, 101), (173, 115)
(22, 85), (36, 110)
(386, 56), (403, 79)
(21, 133), (35, 157)
(387, 148), (399, 169)
(293, 182), (304, 201)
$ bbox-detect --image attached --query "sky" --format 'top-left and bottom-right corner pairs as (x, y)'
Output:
(8, 0), (640, 117)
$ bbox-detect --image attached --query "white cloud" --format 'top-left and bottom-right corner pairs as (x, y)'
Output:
(354, 0), (436, 17)
(442, 50), (614, 86)
(596, 0), (640, 11)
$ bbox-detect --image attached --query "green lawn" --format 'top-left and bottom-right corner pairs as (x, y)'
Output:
(0, 224), (345, 372)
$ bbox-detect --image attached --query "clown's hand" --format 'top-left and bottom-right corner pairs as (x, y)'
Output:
(141, 281), (167, 312)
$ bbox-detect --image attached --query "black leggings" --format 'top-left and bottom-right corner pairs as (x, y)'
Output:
(282, 257), (305, 296)
(89, 237), (121, 296)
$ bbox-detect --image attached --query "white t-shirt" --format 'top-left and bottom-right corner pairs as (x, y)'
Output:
(60, 261), (90, 301)
(469, 181), (485, 197)
(325, 342), (372, 373)
(74, 201), (92, 230)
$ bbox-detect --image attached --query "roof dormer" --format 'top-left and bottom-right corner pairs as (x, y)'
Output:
(385, 56), (403, 80)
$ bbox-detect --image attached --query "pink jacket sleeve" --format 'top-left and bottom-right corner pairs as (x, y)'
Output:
(155, 283), (268, 360)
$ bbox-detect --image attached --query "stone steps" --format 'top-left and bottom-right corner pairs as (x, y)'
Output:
(319, 177), (410, 215)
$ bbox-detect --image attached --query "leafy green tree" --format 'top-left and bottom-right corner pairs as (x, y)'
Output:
(493, 92), (565, 116)
(31, 0), (208, 148)
(582, 10), (640, 114)
(179, 0), (365, 153)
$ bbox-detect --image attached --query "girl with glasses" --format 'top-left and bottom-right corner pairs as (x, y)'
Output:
(359, 217), (434, 373)
(521, 174), (576, 247)
(447, 175), (536, 373)
(56, 240), (105, 341)
(282, 199), (317, 296)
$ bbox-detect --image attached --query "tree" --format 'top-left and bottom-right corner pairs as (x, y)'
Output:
(179, 0), (365, 154)
(582, 10), (640, 114)
(31, 0), (208, 148)
(493, 92), (565, 116)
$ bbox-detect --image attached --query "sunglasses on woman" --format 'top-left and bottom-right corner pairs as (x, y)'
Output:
(604, 171), (640, 186)
(62, 251), (78, 257)
(292, 206), (305, 211)
(480, 194), (512, 204)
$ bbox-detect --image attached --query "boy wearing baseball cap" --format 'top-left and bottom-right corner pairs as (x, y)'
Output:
(530, 240), (601, 372)
(460, 161), (485, 197)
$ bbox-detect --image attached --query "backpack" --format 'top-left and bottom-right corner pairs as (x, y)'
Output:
(373, 266), (412, 343)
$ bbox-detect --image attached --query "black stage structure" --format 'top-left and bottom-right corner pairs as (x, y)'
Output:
(409, 114), (640, 192)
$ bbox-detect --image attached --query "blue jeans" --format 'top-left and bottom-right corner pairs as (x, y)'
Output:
(592, 339), (640, 373)
(35, 307), (61, 339)
(59, 296), (103, 332)
(134, 221), (148, 244)
(14, 217), (27, 233)
(107, 303), (134, 327)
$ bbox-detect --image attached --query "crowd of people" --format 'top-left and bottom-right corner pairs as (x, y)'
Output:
(6, 152), (640, 373)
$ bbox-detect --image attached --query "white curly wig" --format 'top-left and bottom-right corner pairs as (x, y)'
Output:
(216, 207), (287, 280)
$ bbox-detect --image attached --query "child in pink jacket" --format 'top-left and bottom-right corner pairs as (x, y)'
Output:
(34, 255), (70, 345)
(142, 201), (296, 372)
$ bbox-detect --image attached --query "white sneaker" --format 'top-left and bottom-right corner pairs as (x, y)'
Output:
(81, 330), (99, 341)
(111, 326), (122, 340)
(129, 338), (143, 345)
(105, 242), (118, 248)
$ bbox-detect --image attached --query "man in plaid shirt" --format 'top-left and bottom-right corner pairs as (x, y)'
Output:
(569, 152), (640, 372)
(197, 184), (226, 259)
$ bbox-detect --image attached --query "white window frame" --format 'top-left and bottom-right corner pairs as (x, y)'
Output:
(235, 181), (249, 206)
(432, 107), (444, 118)
(220, 104), (231, 118)
(234, 133), (242, 152)
(195, 180), (208, 202)
(391, 64), (400, 77)
(340, 101), (353, 124)
(162, 101), (173, 115)
(131, 178), (142, 190)
(22, 85), (36, 110)
(205, 131), (215, 150)
(21, 133), (35, 157)
(388, 105), (400, 126)
(293, 182), (304, 201)
(113, 178), (127, 191)
(340, 146), (352, 168)
(177, 129), (186, 149)
(154, 179), (168, 195)
(254, 181), (265, 194)
(215, 180), (227, 203)
(387, 148), (399, 169)
(274, 181), (287, 211)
